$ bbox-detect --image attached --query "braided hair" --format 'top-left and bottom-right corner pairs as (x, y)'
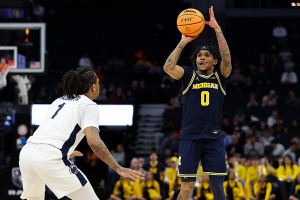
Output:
(189, 45), (221, 72)
(62, 67), (97, 99)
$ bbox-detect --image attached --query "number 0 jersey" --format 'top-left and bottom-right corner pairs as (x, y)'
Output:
(178, 66), (229, 140)
(27, 95), (99, 158)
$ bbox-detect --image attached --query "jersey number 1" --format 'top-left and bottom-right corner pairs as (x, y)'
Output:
(51, 103), (65, 119)
(201, 91), (209, 106)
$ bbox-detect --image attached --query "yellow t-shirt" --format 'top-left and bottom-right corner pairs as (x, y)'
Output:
(113, 179), (135, 199)
(254, 182), (272, 200)
(197, 165), (203, 181)
(223, 180), (245, 200)
(277, 165), (299, 181)
(196, 181), (214, 200)
(246, 166), (259, 184)
(233, 164), (246, 181)
(140, 180), (161, 200)
(166, 168), (177, 182)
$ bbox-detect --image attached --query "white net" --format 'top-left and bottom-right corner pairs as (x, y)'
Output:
(0, 64), (11, 89)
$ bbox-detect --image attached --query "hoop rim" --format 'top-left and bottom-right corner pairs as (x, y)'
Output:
(0, 63), (12, 74)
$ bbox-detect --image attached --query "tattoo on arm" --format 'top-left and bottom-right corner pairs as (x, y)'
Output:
(164, 42), (186, 69)
(86, 128), (120, 172)
(176, 192), (182, 200)
(215, 30), (232, 78)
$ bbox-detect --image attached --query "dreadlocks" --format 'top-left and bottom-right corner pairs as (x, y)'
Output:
(62, 67), (97, 99)
(190, 45), (222, 72)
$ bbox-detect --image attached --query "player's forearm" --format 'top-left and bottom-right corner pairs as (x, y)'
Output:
(215, 27), (232, 78)
(86, 128), (123, 173)
(163, 40), (187, 72)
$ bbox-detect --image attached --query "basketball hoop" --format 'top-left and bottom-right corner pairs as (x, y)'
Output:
(0, 63), (12, 88)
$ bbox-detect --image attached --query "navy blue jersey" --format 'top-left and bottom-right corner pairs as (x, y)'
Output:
(178, 66), (229, 140)
(142, 161), (165, 182)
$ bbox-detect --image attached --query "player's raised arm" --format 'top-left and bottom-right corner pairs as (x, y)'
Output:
(84, 127), (144, 182)
(205, 6), (232, 78)
(163, 35), (198, 80)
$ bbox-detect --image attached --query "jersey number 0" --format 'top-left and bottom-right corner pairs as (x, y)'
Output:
(51, 103), (66, 119)
(201, 91), (209, 106)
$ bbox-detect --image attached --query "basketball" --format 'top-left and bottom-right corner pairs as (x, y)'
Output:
(177, 8), (205, 37)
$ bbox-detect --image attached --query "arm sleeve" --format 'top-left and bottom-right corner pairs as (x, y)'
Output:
(281, 73), (287, 83)
(154, 181), (160, 196)
(254, 183), (260, 197)
(292, 165), (298, 180)
(168, 180), (175, 197)
(240, 166), (246, 180)
(277, 166), (287, 181)
(178, 66), (194, 90)
(237, 182), (245, 197)
(113, 181), (121, 195)
(78, 101), (99, 131)
(223, 182), (228, 197)
(264, 183), (272, 200)
(197, 184), (202, 198)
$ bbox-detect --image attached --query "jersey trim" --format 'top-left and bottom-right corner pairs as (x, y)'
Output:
(60, 124), (81, 158)
(203, 172), (227, 176)
(215, 72), (226, 96)
(198, 72), (214, 79)
(182, 71), (196, 95)
(62, 158), (87, 186)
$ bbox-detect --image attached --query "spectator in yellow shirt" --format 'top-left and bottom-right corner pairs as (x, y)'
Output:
(277, 155), (298, 200)
(130, 158), (143, 198)
(232, 153), (246, 183)
(194, 175), (214, 200)
(223, 172), (245, 200)
(253, 174), (275, 200)
(165, 157), (181, 200)
(289, 173), (300, 200)
(111, 176), (137, 200)
(141, 171), (162, 200)
(246, 155), (260, 185)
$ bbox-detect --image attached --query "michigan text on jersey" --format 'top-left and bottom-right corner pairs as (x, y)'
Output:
(192, 83), (218, 90)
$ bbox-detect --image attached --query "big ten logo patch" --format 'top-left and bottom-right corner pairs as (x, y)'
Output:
(150, 167), (157, 174)
(69, 164), (79, 175)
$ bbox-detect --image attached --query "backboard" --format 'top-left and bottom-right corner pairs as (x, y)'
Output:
(0, 23), (46, 74)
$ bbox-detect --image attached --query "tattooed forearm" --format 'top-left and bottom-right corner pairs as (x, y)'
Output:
(164, 41), (186, 70)
(215, 29), (232, 78)
(176, 192), (182, 200)
(86, 127), (120, 172)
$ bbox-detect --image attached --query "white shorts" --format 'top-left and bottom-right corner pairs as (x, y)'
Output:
(19, 143), (88, 199)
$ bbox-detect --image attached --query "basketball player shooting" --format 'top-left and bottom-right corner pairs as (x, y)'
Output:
(163, 6), (232, 200)
(19, 67), (144, 200)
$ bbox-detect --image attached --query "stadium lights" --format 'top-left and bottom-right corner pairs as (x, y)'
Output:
(291, 2), (300, 6)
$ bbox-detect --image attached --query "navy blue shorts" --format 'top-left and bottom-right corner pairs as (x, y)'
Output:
(178, 138), (227, 182)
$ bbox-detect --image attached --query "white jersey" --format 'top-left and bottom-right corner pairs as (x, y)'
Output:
(27, 95), (99, 158)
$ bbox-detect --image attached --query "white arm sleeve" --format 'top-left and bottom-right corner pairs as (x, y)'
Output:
(78, 101), (99, 131)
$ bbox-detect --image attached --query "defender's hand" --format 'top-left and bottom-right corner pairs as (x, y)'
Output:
(117, 167), (145, 182)
(181, 34), (199, 43)
(70, 150), (83, 158)
(205, 6), (220, 30)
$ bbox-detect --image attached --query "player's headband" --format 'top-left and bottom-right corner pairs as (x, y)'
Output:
(197, 46), (218, 59)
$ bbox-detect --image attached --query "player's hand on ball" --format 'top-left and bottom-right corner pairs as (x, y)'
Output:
(69, 150), (83, 158)
(205, 6), (220, 30)
(181, 34), (199, 43)
(118, 167), (145, 182)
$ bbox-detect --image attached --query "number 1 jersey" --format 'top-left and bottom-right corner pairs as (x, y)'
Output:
(178, 66), (229, 140)
(27, 95), (99, 158)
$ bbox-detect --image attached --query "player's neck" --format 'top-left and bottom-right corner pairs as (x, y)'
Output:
(198, 68), (214, 76)
(84, 91), (94, 100)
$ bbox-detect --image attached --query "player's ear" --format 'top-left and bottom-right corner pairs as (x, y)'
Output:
(213, 59), (218, 65)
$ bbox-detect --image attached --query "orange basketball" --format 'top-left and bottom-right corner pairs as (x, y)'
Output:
(177, 8), (205, 37)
